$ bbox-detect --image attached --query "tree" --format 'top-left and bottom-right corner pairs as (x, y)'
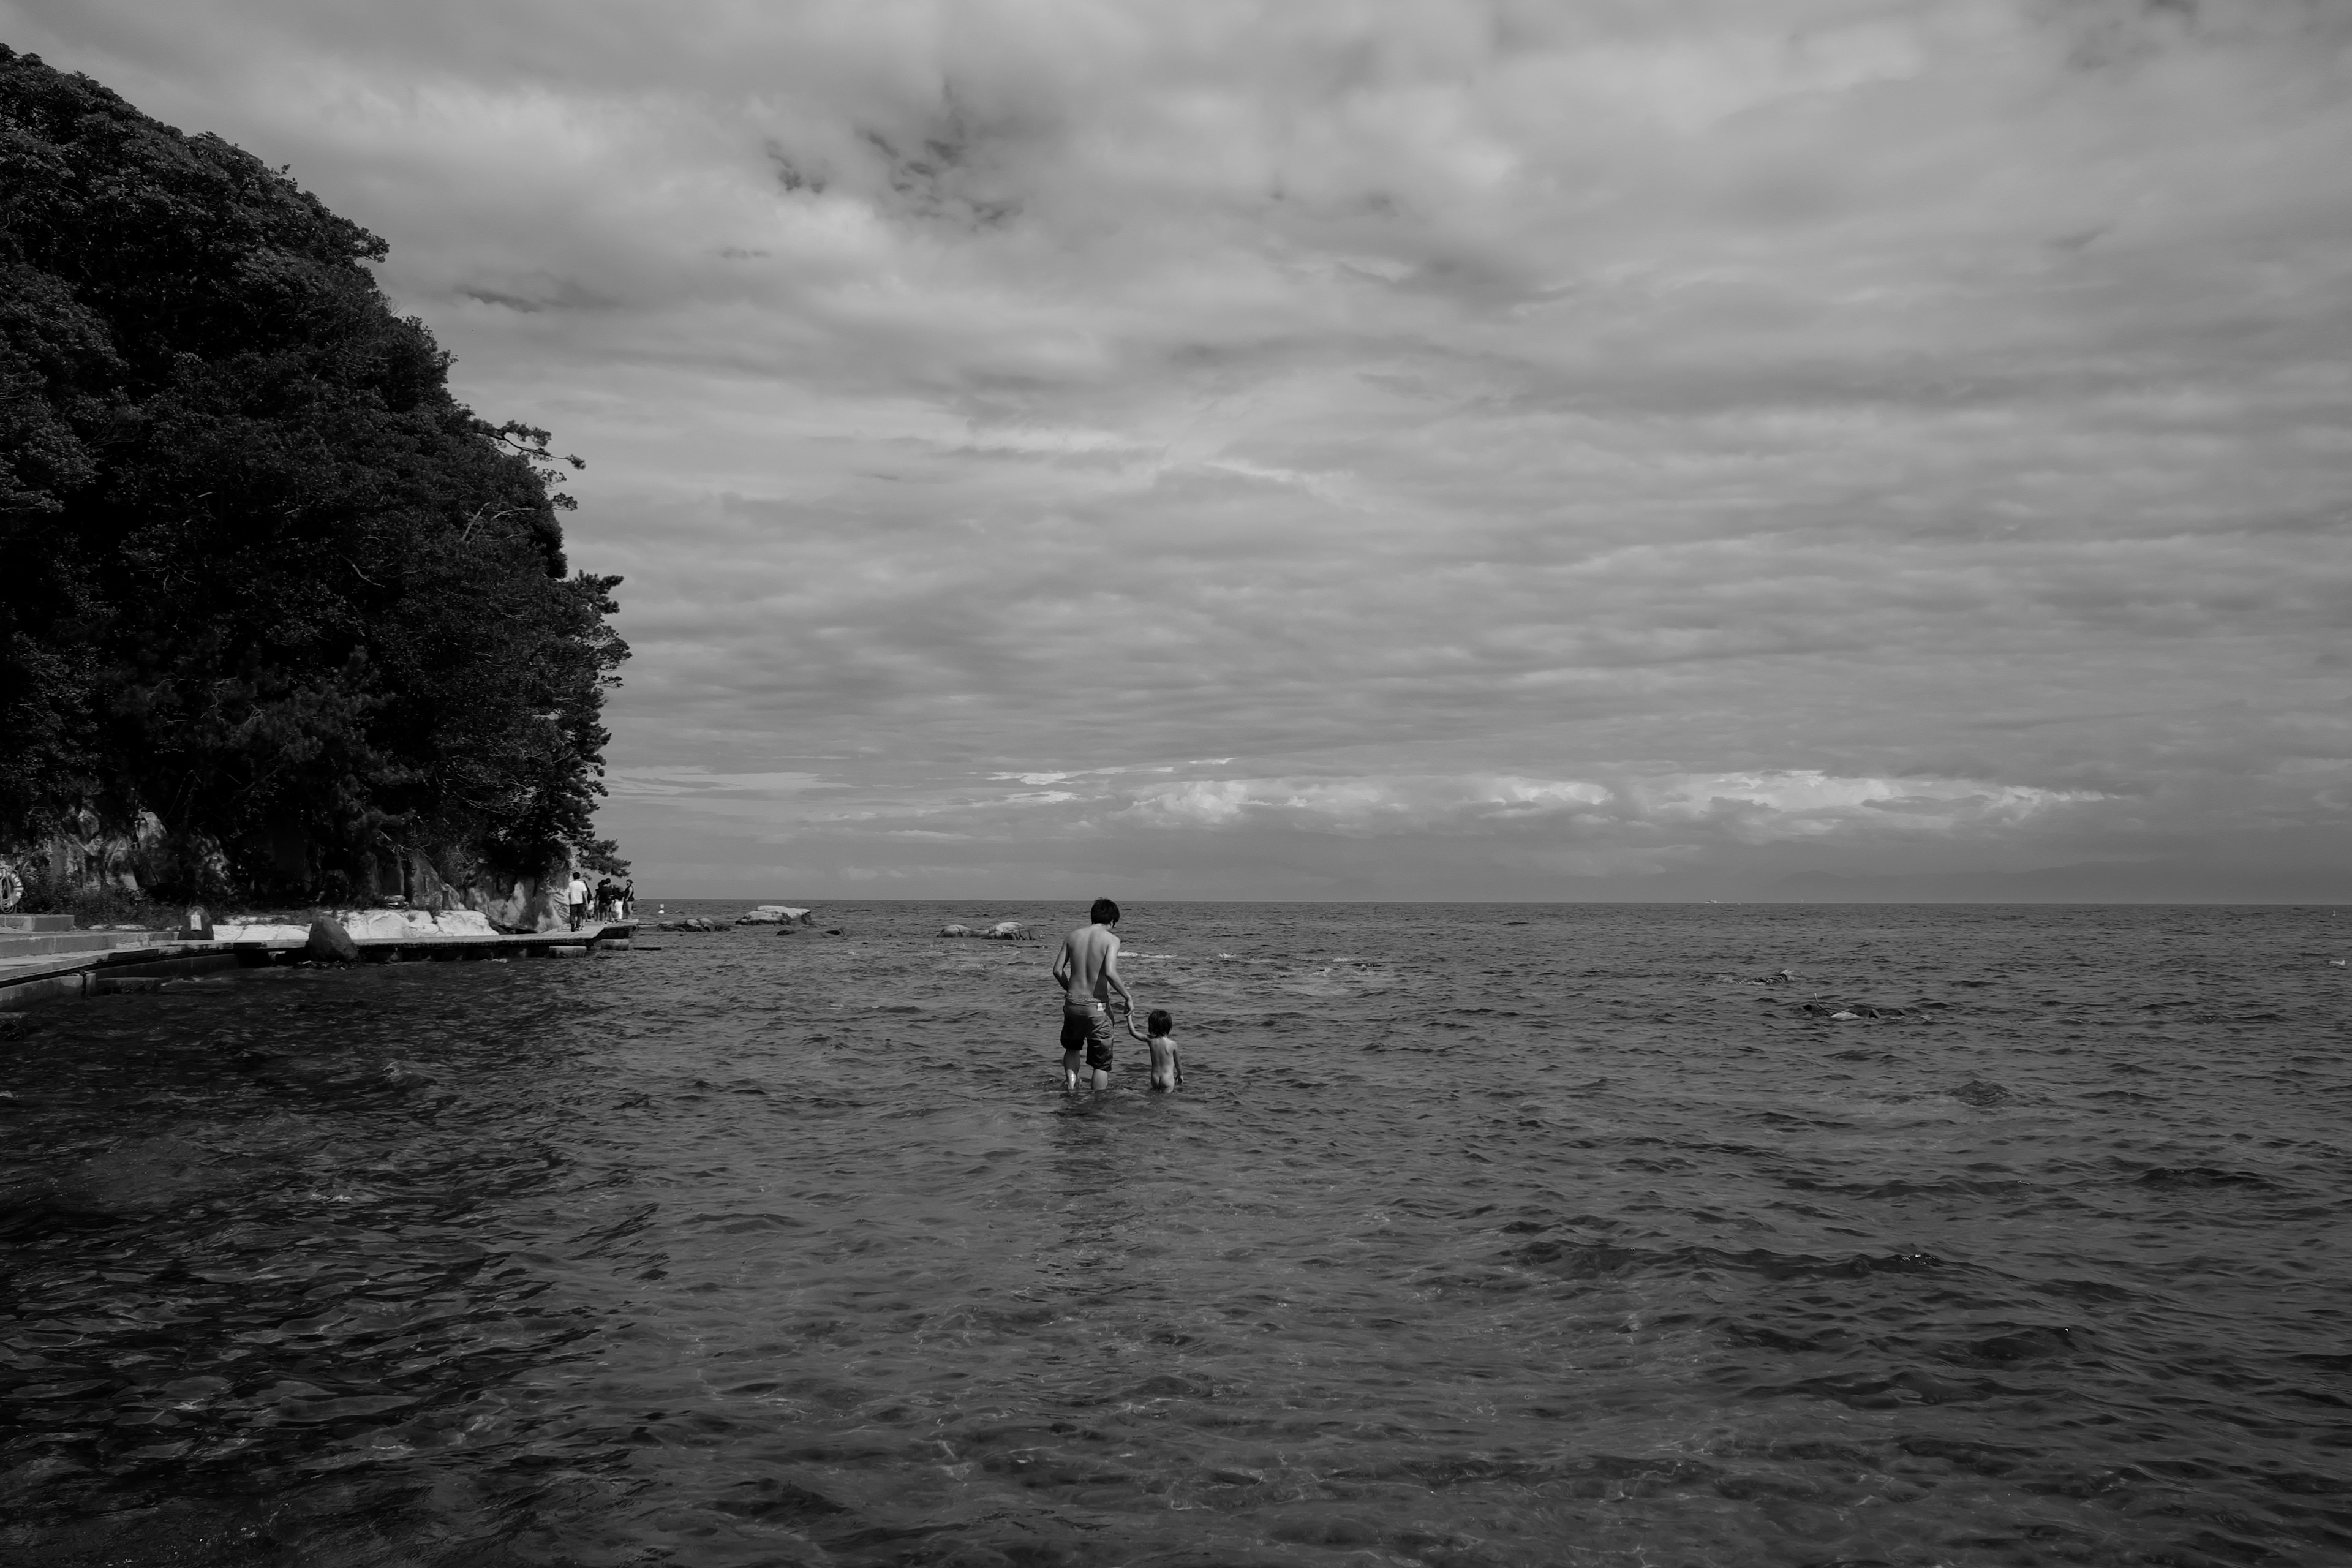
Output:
(0, 47), (627, 898)
(576, 839), (631, 878)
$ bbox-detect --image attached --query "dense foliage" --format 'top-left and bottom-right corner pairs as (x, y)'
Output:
(0, 47), (625, 900)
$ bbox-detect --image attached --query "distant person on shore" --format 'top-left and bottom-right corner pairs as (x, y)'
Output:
(619, 880), (635, 921)
(1052, 897), (1136, 1091)
(567, 870), (589, 931)
(1128, 1007), (1182, 1091)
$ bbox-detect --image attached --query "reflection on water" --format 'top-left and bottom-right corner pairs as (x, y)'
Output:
(2, 901), (2349, 1566)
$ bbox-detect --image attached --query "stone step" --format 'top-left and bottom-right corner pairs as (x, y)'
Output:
(0, 913), (76, 933)
(0, 930), (165, 959)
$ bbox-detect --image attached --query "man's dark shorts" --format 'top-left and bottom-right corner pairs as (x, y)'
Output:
(1061, 1004), (1115, 1072)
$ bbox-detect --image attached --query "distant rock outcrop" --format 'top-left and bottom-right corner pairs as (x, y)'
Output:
(939, 921), (1032, 941)
(737, 905), (815, 926)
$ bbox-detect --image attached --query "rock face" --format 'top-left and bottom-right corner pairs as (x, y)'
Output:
(233, 909), (501, 952)
(305, 918), (358, 963)
(331, 908), (498, 941)
(15, 823), (583, 932)
(384, 855), (569, 932)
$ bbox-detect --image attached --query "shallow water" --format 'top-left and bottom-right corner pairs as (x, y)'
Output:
(2, 902), (2348, 1567)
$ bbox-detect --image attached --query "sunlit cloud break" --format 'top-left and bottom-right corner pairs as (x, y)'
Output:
(1120, 772), (2099, 841)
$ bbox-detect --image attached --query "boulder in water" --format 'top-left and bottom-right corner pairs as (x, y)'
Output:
(305, 918), (358, 963)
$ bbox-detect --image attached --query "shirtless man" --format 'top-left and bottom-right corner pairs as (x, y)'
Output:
(1052, 897), (1136, 1090)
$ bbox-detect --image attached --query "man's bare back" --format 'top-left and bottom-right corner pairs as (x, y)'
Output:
(1052, 898), (1133, 1089)
(1055, 924), (1127, 1009)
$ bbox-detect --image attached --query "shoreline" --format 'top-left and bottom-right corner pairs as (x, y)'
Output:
(0, 917), (639, 1011)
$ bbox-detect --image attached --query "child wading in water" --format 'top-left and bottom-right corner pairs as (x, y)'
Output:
(1130, 1008), (1182, 1090)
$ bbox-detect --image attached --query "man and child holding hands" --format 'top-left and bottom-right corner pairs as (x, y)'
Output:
(1052, 897), (1181, 1092)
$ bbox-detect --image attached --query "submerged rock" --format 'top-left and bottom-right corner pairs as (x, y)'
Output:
(1801, 1001), (1917, 1021)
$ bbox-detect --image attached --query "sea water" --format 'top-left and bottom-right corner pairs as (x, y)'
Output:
(1, 902), (2346, 1567)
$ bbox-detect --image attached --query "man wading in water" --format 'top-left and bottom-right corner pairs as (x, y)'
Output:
(1053, 897), (1136, 1090)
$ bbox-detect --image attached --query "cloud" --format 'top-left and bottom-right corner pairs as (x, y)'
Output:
(603, 767), (836, 798)
(1120, 775), (1613, 832)
(1107, 767), (2105, 858)
(9, 0), (2347, 896)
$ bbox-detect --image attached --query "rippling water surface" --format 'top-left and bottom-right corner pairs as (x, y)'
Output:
(2, 902), (2348, 1567)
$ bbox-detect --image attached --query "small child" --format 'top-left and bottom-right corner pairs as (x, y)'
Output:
(1129, 1007), (1182, 1091)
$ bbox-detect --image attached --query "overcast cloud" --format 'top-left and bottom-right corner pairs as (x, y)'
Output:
(10, 0), (2348, 899)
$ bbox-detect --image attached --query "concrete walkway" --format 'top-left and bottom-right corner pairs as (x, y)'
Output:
(0, 921), (639, 1010)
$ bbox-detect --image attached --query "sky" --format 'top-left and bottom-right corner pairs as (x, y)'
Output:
(7, 0), (2348, 901)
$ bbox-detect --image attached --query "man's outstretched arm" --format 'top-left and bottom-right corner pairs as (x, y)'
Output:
(1103, 945), (1135, 1012)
